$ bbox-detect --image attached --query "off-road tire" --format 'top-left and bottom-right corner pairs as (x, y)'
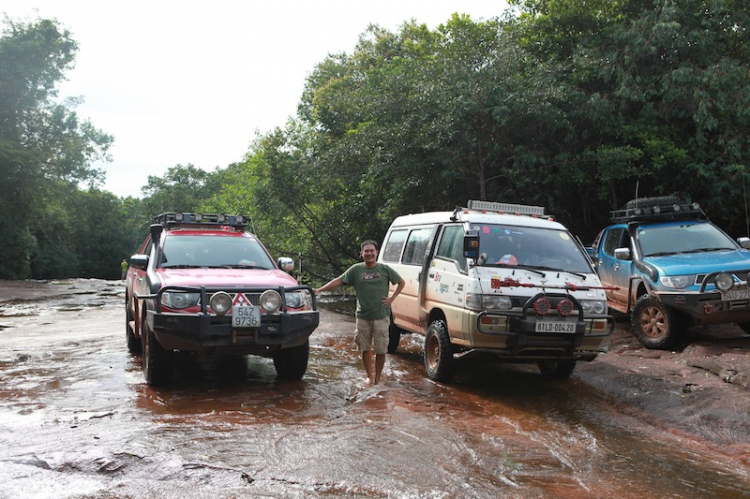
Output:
(631, 294), (682, 350)
(625, 196), (681, 209)
(273, 341), (309, 380)
(387, 323), (402, 354)
(142, 314), (174, 386)
(125, 295), (141, 354)
(424, 320), (457, 383)
(538, 359), (577, 379)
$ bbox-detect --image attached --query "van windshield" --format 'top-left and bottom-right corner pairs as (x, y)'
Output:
(472, 224), (592, 274)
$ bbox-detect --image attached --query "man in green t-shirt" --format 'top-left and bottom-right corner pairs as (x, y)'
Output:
(315, 240), (405, 385)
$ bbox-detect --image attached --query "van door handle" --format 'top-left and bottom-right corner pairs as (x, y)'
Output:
(428, 273), (435, 278)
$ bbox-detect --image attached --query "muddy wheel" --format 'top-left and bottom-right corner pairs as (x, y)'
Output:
(538, 359), (576, 379)
(125, 295), (141, 354)
(387, 323), (402, 354)
(273, 341), (309, 380)
(424, 320), (457, 383)
(631, 295), (682, 350)
(142, 314), (173, 386)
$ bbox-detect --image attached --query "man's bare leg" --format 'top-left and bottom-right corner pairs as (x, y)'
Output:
(373, 353), (386, 385)
(362, 350), (374, 383)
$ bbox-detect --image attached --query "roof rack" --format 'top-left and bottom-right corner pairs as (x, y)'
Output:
(610, 203), (704, 224)
(153, 212), (249, 228)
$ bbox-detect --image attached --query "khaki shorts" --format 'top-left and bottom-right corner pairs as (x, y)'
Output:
(354, 317), (390, 354)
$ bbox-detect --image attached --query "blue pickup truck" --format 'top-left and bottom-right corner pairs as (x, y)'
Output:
(587, 196), (750, 349)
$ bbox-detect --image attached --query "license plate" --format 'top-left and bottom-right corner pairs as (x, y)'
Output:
(721, 289), (750, 301)
(535, 321), (575, 333)
(232, 305), (260, 328)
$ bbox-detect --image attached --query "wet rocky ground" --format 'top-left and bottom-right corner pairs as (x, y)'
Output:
(1, 279), (749, 498)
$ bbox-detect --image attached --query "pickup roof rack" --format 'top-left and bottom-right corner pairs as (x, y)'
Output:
(153, 212), (249, 228)
(610, 202), (704, 224)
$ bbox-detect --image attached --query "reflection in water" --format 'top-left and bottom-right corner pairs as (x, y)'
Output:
(0, 288), (749, 497)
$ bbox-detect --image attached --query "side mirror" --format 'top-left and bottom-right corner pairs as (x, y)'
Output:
(738, 237), (750, 249)
(277, 257), (295, 274)
(614, 247), (631, 261)
(130, 254), (149, 271)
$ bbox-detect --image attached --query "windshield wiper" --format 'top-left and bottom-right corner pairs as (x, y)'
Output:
(681, 247), (731, 254)
(645, 251), (678, 257)
(532, 266), (588, 280)
(484, 262), (546, 276)
(160, 264), (202, 269)
(208, 264), (269, 270)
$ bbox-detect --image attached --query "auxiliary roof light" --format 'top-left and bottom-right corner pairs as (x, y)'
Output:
(175, 213), (184, 222)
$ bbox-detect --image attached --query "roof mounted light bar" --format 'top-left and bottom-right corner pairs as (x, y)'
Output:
(610, 203), (704, 223)
(153, 212), (249, 227)
(467, 200), (548, 217)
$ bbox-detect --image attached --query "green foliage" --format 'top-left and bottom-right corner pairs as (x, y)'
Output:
(0, 17), (114, 279)
(4, 5), (750, 282)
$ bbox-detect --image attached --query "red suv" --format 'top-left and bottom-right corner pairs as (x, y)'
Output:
(125, 213), (319, 385)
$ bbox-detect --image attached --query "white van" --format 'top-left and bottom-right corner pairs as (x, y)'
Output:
(380, 200), (614, 382)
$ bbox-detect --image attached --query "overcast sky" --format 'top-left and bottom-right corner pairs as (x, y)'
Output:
(3, 1), (510, 198)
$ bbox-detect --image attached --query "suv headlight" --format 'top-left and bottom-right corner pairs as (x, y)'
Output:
(465, 293), (512, 311)
(580, 300), (607, 315)
(162, 291), (200, 309)
(285, 290), (307, 309)
(660, 275), (692, 289)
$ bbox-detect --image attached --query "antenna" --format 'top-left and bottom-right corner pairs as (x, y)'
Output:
(635, 180), (639, 201)
(745, 176), (749, 237)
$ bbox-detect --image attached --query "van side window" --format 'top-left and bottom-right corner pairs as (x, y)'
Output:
(382, 229), (408, 262)
(402, 226), (436, 265)
(436, 225), (467, 272)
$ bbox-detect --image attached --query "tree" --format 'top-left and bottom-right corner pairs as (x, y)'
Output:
(0, 17), (112, 278)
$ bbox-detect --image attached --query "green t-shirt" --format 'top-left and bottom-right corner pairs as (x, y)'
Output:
(339, 262), (401, 320)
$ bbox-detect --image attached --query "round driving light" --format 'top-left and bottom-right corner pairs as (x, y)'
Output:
(672, 204), (681, 212)
(715, 273), (734, 292)
(175, 213), (184, 221)
(557, 299), (574, 316)
(236, 215), (244, 224)
(653, 206), (661, 214)
(195, 213), (203, 222)
(210, 291), (232, 316)
(260, 290), (282, 313)
(217, 214), (226, 223)
(534, 298), (551, 315)
(692, 202), (700, 210)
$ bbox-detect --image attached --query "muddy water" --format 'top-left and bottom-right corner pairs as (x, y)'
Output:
(0, 280), (749, 498)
